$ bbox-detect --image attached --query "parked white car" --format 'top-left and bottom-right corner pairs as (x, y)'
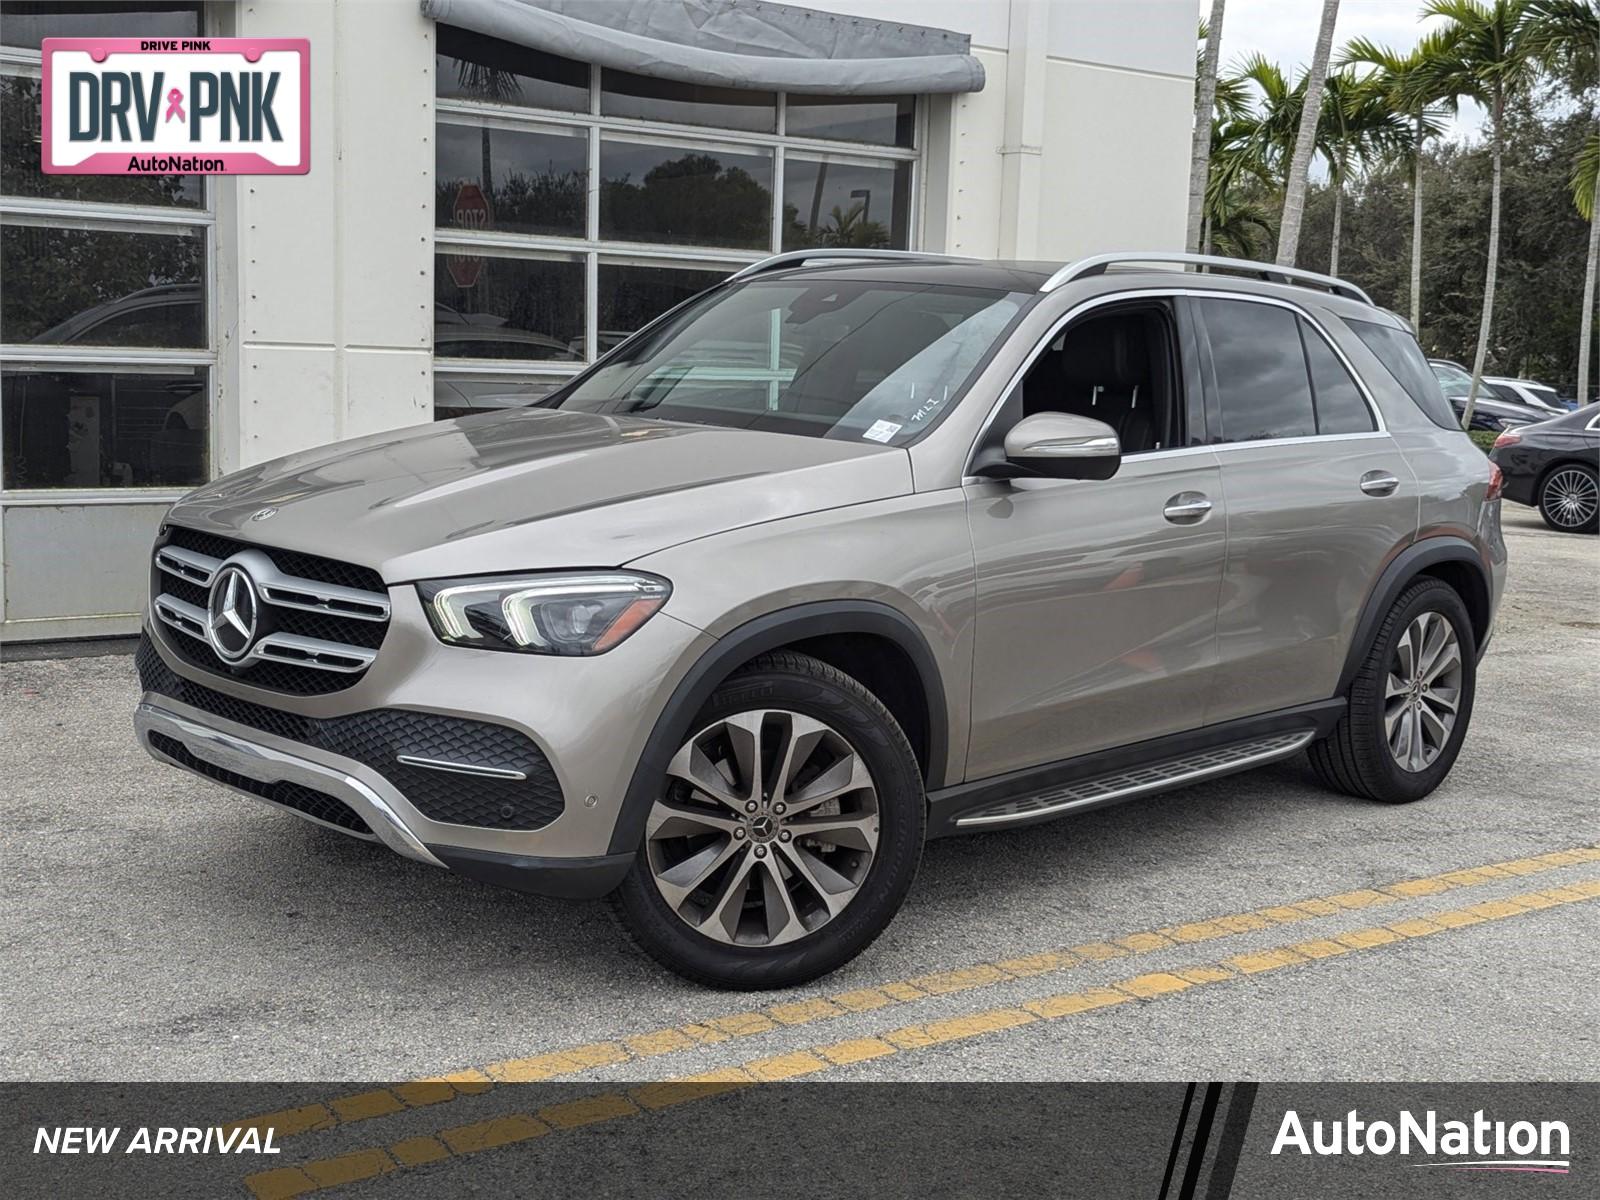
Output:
(1483, 376), (1570, 413)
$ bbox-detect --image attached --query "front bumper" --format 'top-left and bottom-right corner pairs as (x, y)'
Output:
(134, 696), (635, 898)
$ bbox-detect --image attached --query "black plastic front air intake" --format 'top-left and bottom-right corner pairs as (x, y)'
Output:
(138, 637), (565, 831)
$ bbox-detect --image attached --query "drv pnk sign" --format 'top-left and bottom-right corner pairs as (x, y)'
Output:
(41, 38), (309, 175)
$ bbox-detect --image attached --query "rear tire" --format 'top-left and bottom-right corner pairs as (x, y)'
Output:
(612, 651), (925, 989)
(1537, 464), (1599, 534)
(1308, 578), (1476, 804)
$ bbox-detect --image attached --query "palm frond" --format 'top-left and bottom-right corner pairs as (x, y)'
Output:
(1574, 129), (1600, 221)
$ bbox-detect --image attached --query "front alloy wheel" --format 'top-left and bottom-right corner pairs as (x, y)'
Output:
(646, 710), (880, 946)
(613, 651), (924, 989)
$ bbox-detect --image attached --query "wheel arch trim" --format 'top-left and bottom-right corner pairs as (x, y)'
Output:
(606, 600), (949, 857)
(1337, 535), (1491, 696)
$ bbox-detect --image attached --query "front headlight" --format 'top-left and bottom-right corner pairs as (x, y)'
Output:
(417, 571), (671, 655)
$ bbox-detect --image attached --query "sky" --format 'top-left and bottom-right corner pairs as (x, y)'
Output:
(1202, 0), (1488, 141)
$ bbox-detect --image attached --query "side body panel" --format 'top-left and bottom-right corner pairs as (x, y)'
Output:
(962, 452), (1226, 778)
(1206, 434), (1421, 723)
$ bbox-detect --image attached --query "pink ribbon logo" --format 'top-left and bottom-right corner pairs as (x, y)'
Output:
(164, 88), (185, 123)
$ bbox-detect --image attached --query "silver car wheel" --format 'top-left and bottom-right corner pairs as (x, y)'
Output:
(1384, 612), (1463, 773)
(646, 710), (881, 947)
(1543, 468), (1598, 529)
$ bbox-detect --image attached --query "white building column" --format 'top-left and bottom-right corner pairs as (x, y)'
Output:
(217, 0), (435, 473)
(997, 0), (1048, 260)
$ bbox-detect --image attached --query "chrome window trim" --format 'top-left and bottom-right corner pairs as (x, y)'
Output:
(960, 287), (1389, 482)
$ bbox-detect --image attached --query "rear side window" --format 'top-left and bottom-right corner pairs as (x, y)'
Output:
(1197, 298), (1316, 441)
(1346, 317), (1458, 429)
(1298, 319), (1376, 434)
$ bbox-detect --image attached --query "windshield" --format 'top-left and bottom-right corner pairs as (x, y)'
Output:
(549, 278), (1027, 445)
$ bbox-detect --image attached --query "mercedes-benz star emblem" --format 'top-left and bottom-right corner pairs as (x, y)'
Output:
(207, 565), (259, 663)
(250, 507), (278, 522)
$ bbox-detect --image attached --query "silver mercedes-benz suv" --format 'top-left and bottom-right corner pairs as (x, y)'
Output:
(135, 250), (1506, 989)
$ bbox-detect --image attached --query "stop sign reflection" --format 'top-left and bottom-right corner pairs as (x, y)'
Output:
(447, 183), (491, 289)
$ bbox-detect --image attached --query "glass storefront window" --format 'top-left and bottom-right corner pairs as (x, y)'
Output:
(600, 139), (772, 250)
(436, 24), (588, 113)
(0, 223), (206, 347)
(601, 70), (776, 133)
(431, 26), (920, 409)
(436, 120), (586, 239)
(0, 1), (201, 50)
(786, 95), (915, 147)
(2, 364), (207, 488)
(598, 262), (729, 340)
(1, 73), (203, 207)
(435, 251), (585, 362)
(782, 156), (910, 250)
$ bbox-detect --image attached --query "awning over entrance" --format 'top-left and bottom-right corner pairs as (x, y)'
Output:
(418, 0), (986, 95)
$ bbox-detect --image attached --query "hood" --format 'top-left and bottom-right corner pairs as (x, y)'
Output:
(165, 408), (912, 581)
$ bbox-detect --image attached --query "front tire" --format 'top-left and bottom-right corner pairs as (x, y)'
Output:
(613, 651), (925, 989)
(1537, 464), (1599, 534)
(1308, 578), (1476, 804)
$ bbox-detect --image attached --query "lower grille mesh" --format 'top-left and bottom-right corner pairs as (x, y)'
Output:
(148, 731), (373, 834)
(138, 636), (565, 831)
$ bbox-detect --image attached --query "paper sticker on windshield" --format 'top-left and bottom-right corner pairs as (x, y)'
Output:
(862, 420), (901, 444)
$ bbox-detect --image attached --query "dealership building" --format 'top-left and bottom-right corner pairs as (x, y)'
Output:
(0, 0), (1193, 642)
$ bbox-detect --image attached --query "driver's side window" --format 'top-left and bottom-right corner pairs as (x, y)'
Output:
(1009, 302), (1184, 455)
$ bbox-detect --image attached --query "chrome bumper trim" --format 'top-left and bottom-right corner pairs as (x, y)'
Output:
(134, 699), (445, 868)
(395, 754), (528, 781)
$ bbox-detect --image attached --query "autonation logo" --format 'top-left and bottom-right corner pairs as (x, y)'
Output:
(1272, 1108), (1571, 1174)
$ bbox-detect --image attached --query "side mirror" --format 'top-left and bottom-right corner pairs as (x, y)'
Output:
(974, 412), (1122, 481)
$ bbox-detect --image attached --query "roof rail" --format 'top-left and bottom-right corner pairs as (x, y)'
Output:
(1040, 252), (1373, 305)
(726, 248), (979, 282)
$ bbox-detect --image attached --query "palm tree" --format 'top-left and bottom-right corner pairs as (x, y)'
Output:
(1229, 55), (1316, 193)
(1189, 3), (1231, 252)
(1202, 103), (1272, 255)
(1319, 69), (1411, 274)
(1341, 36), (1454, 329)
(1277, 0), (1342, 267)
(1418, 0), (1538, 428)
(1527, 0), (1599, 402)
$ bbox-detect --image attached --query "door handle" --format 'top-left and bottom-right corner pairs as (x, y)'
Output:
(1359, 470), (1400, 497)
(1163, 492), (1213, 523)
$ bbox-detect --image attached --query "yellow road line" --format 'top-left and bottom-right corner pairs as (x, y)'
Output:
(225, 845), (1600, 1141)
(242, 876), (1600, 1200)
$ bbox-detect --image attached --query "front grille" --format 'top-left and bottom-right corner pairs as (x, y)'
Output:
(150, 525), (390, 695)
(139, 636), (565, 831)
(147, 731), (373, 834)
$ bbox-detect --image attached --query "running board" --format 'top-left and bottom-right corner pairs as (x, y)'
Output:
(925, 702), (1342, 838)
(953, 730), (1314, 829)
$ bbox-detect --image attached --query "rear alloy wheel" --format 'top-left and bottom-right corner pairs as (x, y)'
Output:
(614, 652), (924, 989)
(1308, 578), (1476, 804)
(1383, 611), (1463, 773)
(1537, 465), (1599, 534)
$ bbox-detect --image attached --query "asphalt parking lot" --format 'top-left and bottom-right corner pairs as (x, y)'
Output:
(4, 506), (1597, 1138)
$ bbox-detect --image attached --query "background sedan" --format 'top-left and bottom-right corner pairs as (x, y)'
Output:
(1489, 404), (1600, 534)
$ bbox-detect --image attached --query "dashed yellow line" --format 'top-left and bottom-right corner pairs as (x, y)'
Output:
(223, 844), (1600, 1142)
(241, 875), (1600, 1200)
